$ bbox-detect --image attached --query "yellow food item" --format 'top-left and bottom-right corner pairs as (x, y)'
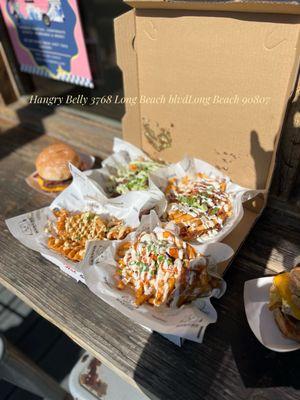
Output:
(37, 176), (68, 192)
(274, 273), (300, 320)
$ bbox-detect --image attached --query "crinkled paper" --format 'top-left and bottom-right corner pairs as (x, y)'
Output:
(85, 138), (167, 216)
(79, 211), (234, 343)
(150, 156), (265, 243)
(6, 165), (149, 283)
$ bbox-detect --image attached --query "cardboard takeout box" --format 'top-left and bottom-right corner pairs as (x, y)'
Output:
(114, 0), (300, 273)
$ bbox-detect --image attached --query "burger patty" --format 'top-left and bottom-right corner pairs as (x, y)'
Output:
(273, 308), (300, 342)
(36, 174), (72, 188)
(285, 313), (300, 331)
(34, 160), (83, 187)
(34, 172), (72, 192)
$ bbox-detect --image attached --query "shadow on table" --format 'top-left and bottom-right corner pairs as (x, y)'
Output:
(228, 208), (300, 392)
(134, 278), (300, 400)
(133, 208), (300, 400)
(0, 103), (55, 161)
(0, 308), (81, 399)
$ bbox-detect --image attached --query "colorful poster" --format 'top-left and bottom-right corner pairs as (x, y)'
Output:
(0, 0), (94, 88)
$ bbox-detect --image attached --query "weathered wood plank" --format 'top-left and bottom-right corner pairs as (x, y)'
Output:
(2, 211), (300, 400)
(0, 99), (121, 160)
(0, 121), (300, 400)
(0, 308), (80, 400)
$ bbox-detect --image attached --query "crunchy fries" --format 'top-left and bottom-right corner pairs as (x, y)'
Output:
(115, 228), (220, 307)
(47, 209), (132, 262)
(164, 173), (232, 241)
(108, 157), (164, 195)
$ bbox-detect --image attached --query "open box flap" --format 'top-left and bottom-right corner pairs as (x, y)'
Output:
(114, 5), (300, 272)
(125, 0), (300, 15)
(115, 9), (300, 192)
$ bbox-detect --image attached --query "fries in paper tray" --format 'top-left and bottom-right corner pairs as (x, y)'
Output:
(87, 138), (263, 244)
(6, 139), (264, 345)
(5, 165), (160, 283)
(150, 156), (264, 244)
(79, 211), (234, 343)
(85, 138), (167, 216)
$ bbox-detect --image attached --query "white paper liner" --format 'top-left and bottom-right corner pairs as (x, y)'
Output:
(79, 211), (234, 343)
(244, 276), (300, 352)
(84, 138), (167, 216)
(5, 165), (149, 283)
(150, 156), (265, 244)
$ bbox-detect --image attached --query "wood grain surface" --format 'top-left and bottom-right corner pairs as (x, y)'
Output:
(0, 120), (300, 400)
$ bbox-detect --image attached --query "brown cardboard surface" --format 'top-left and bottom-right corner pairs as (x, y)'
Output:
(136, 10), (300, 190)
(126, 1), (300, 15)
(114, 4), (300, 272)
(114, 11), (142, 148)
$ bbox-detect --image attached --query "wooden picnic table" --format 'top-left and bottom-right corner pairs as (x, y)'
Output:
(0, 115), (300, 400)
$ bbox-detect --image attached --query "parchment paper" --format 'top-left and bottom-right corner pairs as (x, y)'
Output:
(79, 211), (234, 343)
(6, 165), (149, 283)
(150, 156), (265, 243)
(85, 138), (167, 216)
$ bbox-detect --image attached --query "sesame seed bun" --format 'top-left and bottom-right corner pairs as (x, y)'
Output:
(35, 143), (80, 181)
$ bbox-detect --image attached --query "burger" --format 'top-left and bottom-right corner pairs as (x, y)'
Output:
(35, 143), (81, 192)
(269, 267), (300, 341)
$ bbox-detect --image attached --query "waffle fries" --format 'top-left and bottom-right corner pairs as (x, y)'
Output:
(115, 228), (220, 307)
(47, 209), (132, 262)
(164, 173), (232, 241)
